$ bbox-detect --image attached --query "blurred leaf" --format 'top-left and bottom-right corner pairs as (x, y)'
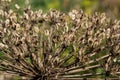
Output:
(47, 0), (60, 10)
(30, 0), (47, 10)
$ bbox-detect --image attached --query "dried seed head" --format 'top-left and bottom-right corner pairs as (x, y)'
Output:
(0, 9), (4, 16)
(0, 43), (8, 49)
(0, 4), (120, 79)
(15, 4), (20, 9)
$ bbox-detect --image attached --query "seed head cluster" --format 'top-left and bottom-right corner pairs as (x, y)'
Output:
(0, 2), (120, 80)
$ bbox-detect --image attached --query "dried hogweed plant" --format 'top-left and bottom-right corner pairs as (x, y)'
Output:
(0, 2), (120, 80)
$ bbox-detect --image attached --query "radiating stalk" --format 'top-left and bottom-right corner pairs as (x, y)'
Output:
(64, 54), (110, 72)
(63, 64), (100, 75)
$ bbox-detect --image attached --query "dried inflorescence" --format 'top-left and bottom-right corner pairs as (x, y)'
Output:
(0, 3), (120, 80)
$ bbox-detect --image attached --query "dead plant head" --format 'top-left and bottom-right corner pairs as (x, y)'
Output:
(0, 1), (120, 80)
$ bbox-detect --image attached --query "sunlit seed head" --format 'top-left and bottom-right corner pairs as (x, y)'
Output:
(15, 4), (20, 9)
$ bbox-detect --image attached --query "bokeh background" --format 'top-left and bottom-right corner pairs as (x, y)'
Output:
(5, 0), (120, 19)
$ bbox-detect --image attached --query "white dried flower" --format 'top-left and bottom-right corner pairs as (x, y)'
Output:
(24, 13), (29, 20)
(8, 9), (13, 14)
(15, 4), (20, 9)
(7, 0), (12, 2)
(48, 55), (52, 60)
(45, 30), (49, 36)
(69, 12), (75, 20)
(0, 9), (4, 16)
(5, 19), (10, 25)
(33, 27), (39, 33)
(63, 22), (68, 33)
(0, 43), (8, 48)
(113, 58), (117, 62)
(100, 13), (106, 23)
(68, 10), (79, 20)
(3, 28), (7, 33)
(10, 13), (17, 21)
(106, 28), (111, 38)
(0, 43), (5, 48)
(16, 23), (20, 31)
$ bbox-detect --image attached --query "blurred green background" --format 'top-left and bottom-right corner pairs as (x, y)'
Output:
(6, 0), (120, 19)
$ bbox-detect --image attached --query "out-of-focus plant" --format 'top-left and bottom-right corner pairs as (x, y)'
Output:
(4, 0), (120, 19)
(98, 0), (120, 19)
(0, 1), (120, 80)
(80, 0), (98, 14)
